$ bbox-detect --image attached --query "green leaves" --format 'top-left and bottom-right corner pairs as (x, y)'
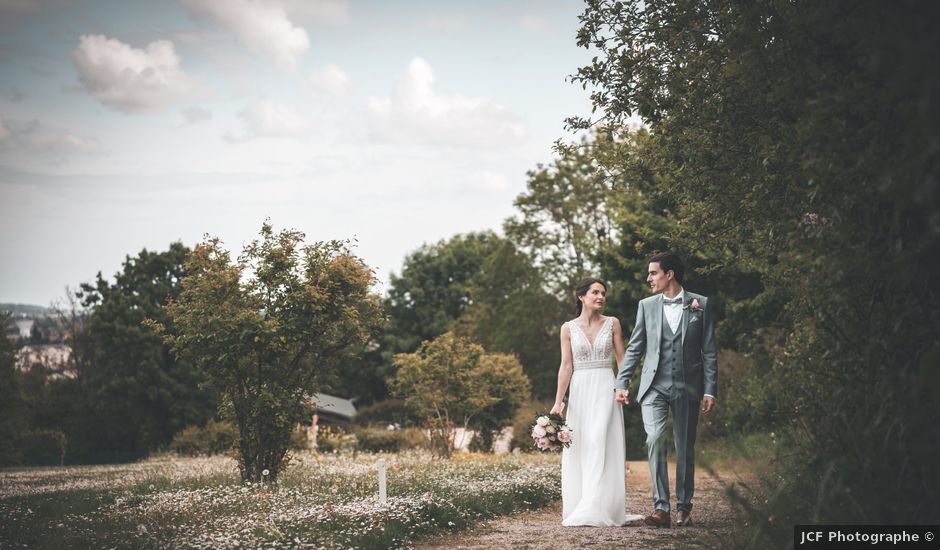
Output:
(154, 223), (383, 481)
(69, 242), (211, 462)
(573, 0), (940, 536)
(389, 332), (530, 457)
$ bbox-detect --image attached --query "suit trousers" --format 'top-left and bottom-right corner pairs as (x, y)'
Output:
(641, 387), (700, 512)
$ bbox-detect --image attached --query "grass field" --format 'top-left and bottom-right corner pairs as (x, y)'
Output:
(0, 451), (562, 549)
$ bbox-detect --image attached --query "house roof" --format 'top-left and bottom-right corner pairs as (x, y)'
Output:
(309, 393), (357, 420)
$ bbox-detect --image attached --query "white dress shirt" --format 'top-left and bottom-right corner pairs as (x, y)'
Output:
(662, 289), (684, 333)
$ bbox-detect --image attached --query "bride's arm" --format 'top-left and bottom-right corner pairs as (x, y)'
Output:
(550, 324), (574, 416)
(612, 317), (626, 367)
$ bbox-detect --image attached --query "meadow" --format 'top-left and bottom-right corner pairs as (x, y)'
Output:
(0, 451), (561, 549)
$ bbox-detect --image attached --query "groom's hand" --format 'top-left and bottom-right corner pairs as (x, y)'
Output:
(614, 389), (630, 405)
(701, 396), (715, 414)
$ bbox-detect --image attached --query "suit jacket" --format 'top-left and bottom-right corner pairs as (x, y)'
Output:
(615, 291), (718, 403)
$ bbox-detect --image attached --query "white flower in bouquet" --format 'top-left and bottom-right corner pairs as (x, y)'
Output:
(531, 412), (573, 451)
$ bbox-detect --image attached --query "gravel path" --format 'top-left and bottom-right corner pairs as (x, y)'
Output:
(418, 460), (748, 550)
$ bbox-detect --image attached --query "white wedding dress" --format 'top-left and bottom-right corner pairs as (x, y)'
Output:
(562, 316), (643, 526)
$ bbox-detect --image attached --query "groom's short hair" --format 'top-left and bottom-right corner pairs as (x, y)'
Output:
(650, 252), (684, 284)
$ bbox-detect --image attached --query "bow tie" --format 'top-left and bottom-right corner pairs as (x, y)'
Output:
(664, 297), (683, 305)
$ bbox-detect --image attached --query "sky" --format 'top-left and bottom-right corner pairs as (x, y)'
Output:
(0, 0), (595, 306)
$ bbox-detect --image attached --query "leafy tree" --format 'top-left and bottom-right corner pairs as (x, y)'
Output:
(504, 136), (619, 294)
(71, 243), (213, 462)
(467, 352), (531, 451)
(152, 224), (383, 481)
(384, 232), (503, 355)
(573, 0), (940, 537)
(0, 314), (25, 465)
(323, 345), (389, 405)
(453, 241), (566, 398)
(390, 332), (530, 457)
(335, 232), (559, 406)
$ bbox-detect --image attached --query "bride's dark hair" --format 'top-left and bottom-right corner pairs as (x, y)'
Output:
(574, 277), (607, 316)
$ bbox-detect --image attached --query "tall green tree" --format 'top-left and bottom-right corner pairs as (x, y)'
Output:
(467, 351), (532, 451)
(152, 224), (383, 481)
(0, 314), (25, 465)
(504, 136), (619, 294)
(73, 243), (213, 462)
(390, 332), (529, 457)
(573, 0), (940, 536)
(453, 241), (566, 398)
(384, 232), (503, 355)
(328, 232), (505, 404)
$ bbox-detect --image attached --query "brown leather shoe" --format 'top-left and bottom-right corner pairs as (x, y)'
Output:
(644, 509), (671, 528)
(676, 510), (692, 526)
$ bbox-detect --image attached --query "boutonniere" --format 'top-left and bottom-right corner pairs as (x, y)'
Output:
(683, 298), (703, 312)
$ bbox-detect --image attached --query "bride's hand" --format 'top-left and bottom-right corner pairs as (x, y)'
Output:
(550, 402), (565, 416)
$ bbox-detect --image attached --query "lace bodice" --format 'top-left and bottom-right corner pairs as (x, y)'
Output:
(568, 316), (614, 370)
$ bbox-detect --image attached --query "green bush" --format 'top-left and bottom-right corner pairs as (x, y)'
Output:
(352, 428), (400, 452)
(698, 349), (783, 441)
(289, 424), (310, 451)
(353, 399), (420, 428)
(353, 427), (428, 452)
(169, 420), (238, 457)
(20, 429), (66, 466)
(315, 425), (358, 453)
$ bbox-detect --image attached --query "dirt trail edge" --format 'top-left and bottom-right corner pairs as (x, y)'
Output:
(418, 460), (747, 550)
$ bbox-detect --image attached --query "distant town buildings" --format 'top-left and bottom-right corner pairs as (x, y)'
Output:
(3, 306), (78, 379)
(14, 319), (34, 339)
(16, 344), (76, 379)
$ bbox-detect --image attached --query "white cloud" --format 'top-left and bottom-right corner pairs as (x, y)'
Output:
(367, 57), (526, 148)
(306, 64), (351, 96)
(71, 34), (195, 113)
(181, 105), (212, 124)
(0, 115), (100, 166)
(224, 99), (309, 142)
(26, 132), (99, 157)
(471, 170), (509, 191)
(181, 0), (310, 72)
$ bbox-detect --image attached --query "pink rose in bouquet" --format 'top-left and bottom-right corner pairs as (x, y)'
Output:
(530, 412), (573, 452)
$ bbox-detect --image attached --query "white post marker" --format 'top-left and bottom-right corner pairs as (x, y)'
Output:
(377, 458), (387, 504)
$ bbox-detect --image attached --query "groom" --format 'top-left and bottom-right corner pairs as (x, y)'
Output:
(614, 252), (717, 528)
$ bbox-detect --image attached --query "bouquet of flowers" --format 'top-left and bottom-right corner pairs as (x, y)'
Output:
(530, 413), (573, 452)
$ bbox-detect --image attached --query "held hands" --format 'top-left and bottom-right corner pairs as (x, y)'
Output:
(614, 389), (630, 406)
(550, 401), (566, 417)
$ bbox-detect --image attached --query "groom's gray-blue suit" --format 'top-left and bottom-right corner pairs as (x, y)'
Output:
(615, 291), (717, 513)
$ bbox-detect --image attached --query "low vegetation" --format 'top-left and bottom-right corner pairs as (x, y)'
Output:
(0, 451), (561, 549)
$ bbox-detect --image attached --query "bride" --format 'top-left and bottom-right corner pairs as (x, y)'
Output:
(551, 277), (643, 526)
